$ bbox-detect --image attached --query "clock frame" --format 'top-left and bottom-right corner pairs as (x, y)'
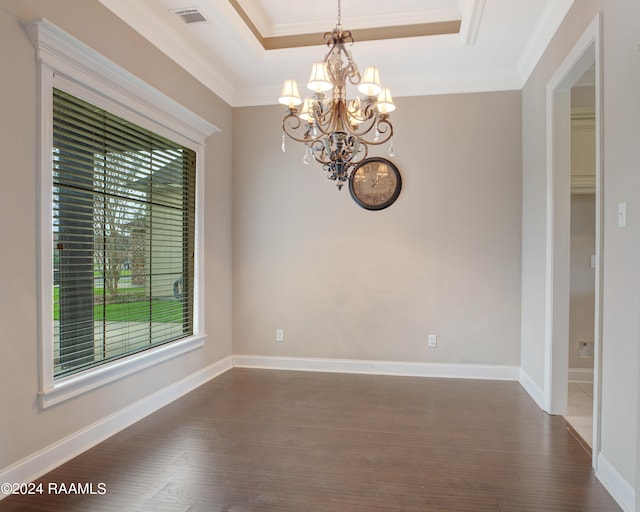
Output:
(349, 157), (402, 210)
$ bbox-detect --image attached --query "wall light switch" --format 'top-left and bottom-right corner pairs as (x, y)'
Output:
(618, 202), (627, 228)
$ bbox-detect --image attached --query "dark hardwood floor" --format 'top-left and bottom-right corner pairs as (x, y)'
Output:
(1, 368), (621, 511)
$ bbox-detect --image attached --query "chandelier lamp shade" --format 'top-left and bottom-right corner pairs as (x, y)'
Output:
(278, 1), (396, 190)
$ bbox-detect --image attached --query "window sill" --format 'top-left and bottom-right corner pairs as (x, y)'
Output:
(39, 334), (206, 408)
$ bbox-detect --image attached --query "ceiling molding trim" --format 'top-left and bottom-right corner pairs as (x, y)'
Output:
(385, 71), (523, 99)
(261, 21), (461, 51)
(571, 174), (596, 194)
(225, 0), (266, 51)
(571, 106), (596, 125)
(265, 8), (463, 38)
(227, 1), (461, 52)
(262, 32), (463, 63)
(233, 86), (285, 108)
(229, 2), (462, 50)
(98, 0), (236, 104)
(516, 0), (575, 86)
(235, 72), (522, 107)
(459, 0), (486, 46)
(231, 0), (272, 37)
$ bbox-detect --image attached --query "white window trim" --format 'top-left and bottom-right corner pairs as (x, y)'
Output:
(23, 18), (219, 409)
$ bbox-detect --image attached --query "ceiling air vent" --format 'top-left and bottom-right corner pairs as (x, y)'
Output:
(173, 8), (207, 24)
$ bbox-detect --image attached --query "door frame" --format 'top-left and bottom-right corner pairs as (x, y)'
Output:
(544, 13), (603, 468)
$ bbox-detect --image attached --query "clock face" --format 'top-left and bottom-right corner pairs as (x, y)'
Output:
(349, 157), (402, 210)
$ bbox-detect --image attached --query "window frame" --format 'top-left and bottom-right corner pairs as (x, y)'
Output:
(25, 19), (218, 408)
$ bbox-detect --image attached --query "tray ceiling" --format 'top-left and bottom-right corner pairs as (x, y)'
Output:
(98, 0), (575, 106)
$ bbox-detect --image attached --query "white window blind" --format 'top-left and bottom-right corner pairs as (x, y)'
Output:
(52, 88), (196, 378)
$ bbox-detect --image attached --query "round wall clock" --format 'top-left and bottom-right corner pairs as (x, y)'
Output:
(349, 157), (402, 210)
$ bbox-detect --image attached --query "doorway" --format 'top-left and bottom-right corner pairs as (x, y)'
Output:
(565, 82), (596, 448)
(544, 14), (602, 468)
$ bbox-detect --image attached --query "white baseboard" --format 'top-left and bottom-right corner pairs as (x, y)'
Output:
(568, 367), (594, 383)
(596, 452), (635, 512)
(518, 367), (545, 409)
(0, 356), (232, 498)
(232, 355), (520, 381)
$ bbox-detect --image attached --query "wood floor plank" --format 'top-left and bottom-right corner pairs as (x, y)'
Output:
(1, 369), (621, 511)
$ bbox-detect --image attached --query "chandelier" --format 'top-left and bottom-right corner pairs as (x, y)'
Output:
(278, 0), (396, 190)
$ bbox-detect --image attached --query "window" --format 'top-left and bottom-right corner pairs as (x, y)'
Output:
(53, 89), (196, 377)
(26, 19), (218, 407)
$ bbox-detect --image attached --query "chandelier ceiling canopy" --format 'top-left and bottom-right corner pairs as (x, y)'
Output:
(278, 0), (396, 190)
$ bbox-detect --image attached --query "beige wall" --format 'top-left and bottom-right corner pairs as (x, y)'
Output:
(0, 0), (232, 470)
(232, 92), (522, 365)
(521, 0), (640, 487)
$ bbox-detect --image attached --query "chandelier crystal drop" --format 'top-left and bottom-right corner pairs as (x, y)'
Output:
(278, 0), (396, 190)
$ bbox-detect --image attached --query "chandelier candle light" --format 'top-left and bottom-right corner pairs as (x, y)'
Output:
(278, 0), (396, 190)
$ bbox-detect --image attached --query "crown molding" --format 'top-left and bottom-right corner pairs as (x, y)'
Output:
(236, 70), (522, 107)
(459, 0), (486, 46)
(571, 106), (596, 122)
(517, 0), (575, 86)
(97, 0), (236, 105)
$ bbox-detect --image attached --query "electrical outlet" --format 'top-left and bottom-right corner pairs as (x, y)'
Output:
(428, 334), (437, 347)
(579, 340), (593, 358)
(276, 329), (284, 342)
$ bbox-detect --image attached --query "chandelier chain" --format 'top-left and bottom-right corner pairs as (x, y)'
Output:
(336, 0), (342, 29)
